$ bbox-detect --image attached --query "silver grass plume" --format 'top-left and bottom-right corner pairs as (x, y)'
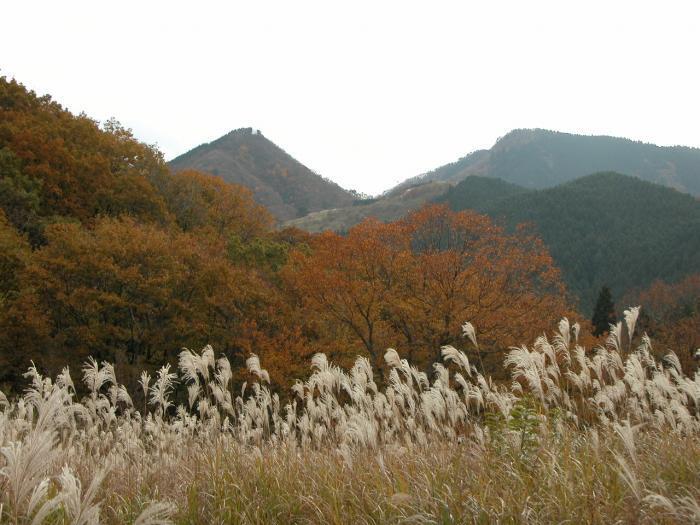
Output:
(139, 371), (151, 415)
(623, 306), (641, 346)
(462, 321), (477, 348)
(662, 352), (683, 376)
(56, 466), (106, 525)
(440, 345), (472, 377)
(557, 317), (571, 349)
(149, 364), (177, 416)
(645, 492), (700, 523)
(201, 344), (215, 381)
(572, 322), (580, 343)
(607, 322), (623, 354)
(28, 477), (62, 525)
(139, 371), (151, 401)
(56, 367), (75, 394)
(613, 419), (639, 465)
(462, 321), (484, 373)
(133, 501), (176, 525)
(82, 357), (116, 397)
(178, 349), (201, 386)
(246, 354), (270, 383)
(311, 353), (329, 372)
(384, 348), (402, 369)
(1, 431), (60, 520)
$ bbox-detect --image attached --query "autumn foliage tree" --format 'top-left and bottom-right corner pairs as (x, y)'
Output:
(1, 213), (310, 394)
(285, 205), (571, 377)
(157, 169), (271, 240)
(389, 206), (568, 368)
(623, 275), (700, 371)
(283, 219), (406, 372)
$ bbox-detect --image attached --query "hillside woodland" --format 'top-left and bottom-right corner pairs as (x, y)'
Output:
(439, 174), (700, 311)
(0, 77), (577, 396)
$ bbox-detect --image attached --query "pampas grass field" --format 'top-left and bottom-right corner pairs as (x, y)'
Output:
(1, 309), (699, 524)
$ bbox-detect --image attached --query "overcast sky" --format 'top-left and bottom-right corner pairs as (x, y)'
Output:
(2, 1), (699, 195)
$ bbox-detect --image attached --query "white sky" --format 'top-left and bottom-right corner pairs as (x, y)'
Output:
(2, 1), (699, 195)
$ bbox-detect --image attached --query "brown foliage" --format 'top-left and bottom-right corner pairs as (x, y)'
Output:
(285, 205), (572, 377)
(0, 78), (171, 234)
(624, 275), (700, 371)
(157, 169), (272, 240)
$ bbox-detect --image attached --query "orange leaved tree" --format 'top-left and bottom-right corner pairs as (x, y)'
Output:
(286, 205), (571, 378)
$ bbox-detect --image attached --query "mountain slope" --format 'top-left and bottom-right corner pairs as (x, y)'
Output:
(169, 128), (354, 221)
(285, 181), (451, 233)
(387, 149), (490, 195)
(289, 128), (700, 233)
(442, 173), (700, 311)
(397, 129), (700, 195)
(436, 175), (529, 211)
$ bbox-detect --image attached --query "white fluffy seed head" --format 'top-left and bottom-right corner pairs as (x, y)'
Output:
(623, 306), (641, 344)
(462, 322), (478, 348)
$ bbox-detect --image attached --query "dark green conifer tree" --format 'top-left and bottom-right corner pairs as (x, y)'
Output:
(592, 285), (616, 336)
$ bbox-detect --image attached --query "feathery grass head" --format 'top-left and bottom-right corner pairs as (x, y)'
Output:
(440, 346), (471, 377)
(246, 354), (270, 383)
(607, 322), (623, 353)
(82, 357), (115, 397)
(133, 501), (176, 525)
(384, 348), (402, 369)
(461, 322), (478, 348)
(149, 365), (177, 416)
(623, 306), (641, 344)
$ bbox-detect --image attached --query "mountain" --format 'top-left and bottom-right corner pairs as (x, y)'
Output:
(285, 181), (451, 233)
(440, 173), (700, 311)
(288, 128), (700, 233)
(169, 128), (355, 221)
(387, 149), (490, 195)
(395, 129), (700, 195)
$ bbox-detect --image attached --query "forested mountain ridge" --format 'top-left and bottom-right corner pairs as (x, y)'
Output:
(169, 128), (355, 221)
(440, 173), (700, 311)
(288, 128), (700, 233)
(392, 128), (700, 195)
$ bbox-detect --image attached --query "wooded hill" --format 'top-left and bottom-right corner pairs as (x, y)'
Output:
(438, 173), (700, 311)
(169, 128), (355, 221)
